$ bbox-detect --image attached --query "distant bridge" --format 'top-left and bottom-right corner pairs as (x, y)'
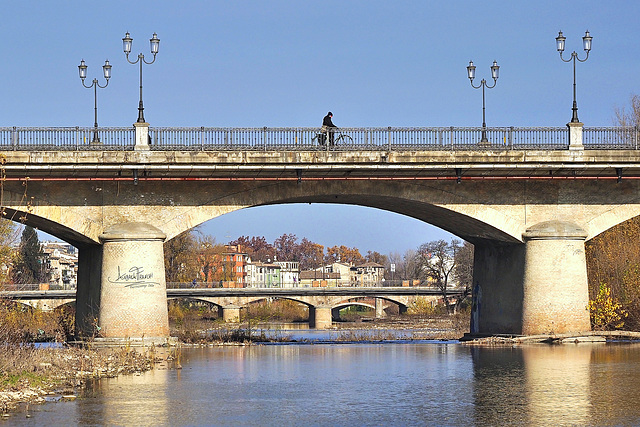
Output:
(0, 286), (463, 328)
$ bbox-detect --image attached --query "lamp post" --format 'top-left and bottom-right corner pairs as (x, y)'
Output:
(555, 30), (592, 123)
(467, 60), (500, 143)
(122, 32), (160, 123)
(78, 59), (112, 143)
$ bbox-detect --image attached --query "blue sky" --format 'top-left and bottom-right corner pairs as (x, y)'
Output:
(2, 1), (638, 254)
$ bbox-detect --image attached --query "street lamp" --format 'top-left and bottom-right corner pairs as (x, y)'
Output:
(556, 30), (592, 123)
(78, 59), (112, 143)
(122, 32), (160, 123)
(467, 60), (500, 143)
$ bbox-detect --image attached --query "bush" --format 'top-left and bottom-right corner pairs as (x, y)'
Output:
(589, 283), (629, 330)
(242, 299), (307, 322)
(407, 297), (446, 316)
(0, 299), (68, 344)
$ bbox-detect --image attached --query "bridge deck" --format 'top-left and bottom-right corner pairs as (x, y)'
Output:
(1, 287), (463, 300)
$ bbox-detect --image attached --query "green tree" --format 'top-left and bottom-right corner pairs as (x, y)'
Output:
(12, 226), (44, 284)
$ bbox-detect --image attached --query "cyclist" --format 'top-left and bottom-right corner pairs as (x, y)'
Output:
(321, 112), (337, 146)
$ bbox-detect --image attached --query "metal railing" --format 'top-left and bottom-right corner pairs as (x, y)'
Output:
(149, 126), (574, 151)
(0, 127), (135, 151)
(1, 126), (639, 152)
(165, 281), (446, 289)
(584, 127), (640, 149)
(0, 283), (70, 291)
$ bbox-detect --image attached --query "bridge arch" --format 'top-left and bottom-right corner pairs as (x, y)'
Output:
(156, 180), (523, 244)
(1, 198), (99, 246)
(584, 204), (640, 241)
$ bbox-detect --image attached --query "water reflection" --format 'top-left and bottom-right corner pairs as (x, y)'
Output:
(588, 344), (640, 425)
(472, 344), (640, 426)
(78, 367), (170, 426)
(8, 342), (640, 426)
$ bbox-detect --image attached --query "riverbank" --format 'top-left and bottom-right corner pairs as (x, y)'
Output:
(171, 313), (470, 344)
(0, 344), (159, 416)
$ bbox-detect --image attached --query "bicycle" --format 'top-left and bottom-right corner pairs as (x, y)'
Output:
(312, 128), (353, 147)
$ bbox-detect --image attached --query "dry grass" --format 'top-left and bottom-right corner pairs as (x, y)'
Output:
(0, 344), (155, 412)
(0, 299), (73, 344)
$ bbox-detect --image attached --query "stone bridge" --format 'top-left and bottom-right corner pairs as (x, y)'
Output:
(168, 289), (442, 328)
(0, 288), (447, 329)
(2, 124), (640, 340)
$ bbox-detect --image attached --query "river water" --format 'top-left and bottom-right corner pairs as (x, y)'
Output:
(8, 338), (640, 426)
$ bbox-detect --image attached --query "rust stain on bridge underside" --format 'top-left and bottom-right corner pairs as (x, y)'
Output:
(1, 175), (637, 182)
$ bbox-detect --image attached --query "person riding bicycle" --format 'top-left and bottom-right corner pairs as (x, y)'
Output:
(321, 112), (337, 146)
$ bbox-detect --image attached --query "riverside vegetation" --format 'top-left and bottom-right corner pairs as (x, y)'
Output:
(0, 301), (165, 416)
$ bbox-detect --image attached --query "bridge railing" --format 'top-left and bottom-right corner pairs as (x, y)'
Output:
(165, 281), (446, 289)
(0, 127), (135, 151)
(584, 127), (640, 149)
(148, 126), (575, 151)
(0, 283), (69, 291)
(1, 126), (639, 151)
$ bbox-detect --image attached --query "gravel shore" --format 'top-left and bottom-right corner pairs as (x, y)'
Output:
(0, 345), (160, 414)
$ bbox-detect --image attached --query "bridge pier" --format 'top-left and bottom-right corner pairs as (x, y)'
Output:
(472, 221), (591, 336)
(309, 305), (332, 329)
(222, 305), (241, 323)
(521, 221), (590, 335)
(76, 244), (103, 337)
(375, 298), (386, 319)
(96, 223), (170, 342)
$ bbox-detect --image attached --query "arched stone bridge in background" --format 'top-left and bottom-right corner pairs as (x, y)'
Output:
(2, 123), (640, 342)
(0, 287), (453, 329)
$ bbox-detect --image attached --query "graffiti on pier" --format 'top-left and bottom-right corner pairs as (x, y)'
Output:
(108, 266), (159, 289)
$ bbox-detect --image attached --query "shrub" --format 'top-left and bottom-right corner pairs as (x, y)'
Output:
(588, 283), (628, 330)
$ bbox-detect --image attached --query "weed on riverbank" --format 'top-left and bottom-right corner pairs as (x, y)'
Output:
(0, 344), (155, 414)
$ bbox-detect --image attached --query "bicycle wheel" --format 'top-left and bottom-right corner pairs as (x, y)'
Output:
(336, 134), (353, 145)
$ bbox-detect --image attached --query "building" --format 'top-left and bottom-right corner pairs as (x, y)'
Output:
(246, 261), (281, 287)
(274, 261), (300, 287)
(220, 245), (249, 287)
(41, 241), (78, 289)
(299, 270), (340, 287)
(352, 261), (385, 287)
(323, 262), (352, 286)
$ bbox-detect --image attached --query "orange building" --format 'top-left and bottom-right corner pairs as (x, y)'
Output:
(220, 245), (249, 287)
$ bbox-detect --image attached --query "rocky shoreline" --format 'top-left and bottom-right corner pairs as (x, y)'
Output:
(0, 345), (161, 417)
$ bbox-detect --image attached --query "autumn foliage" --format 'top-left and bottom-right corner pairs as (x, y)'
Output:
(586, 216), (640, 330)
(588, 283), (628, 330)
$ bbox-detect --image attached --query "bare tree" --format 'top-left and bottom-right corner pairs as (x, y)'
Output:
(453, 241), (474, 309)
(615, 94), (640, 128)
(418, 239), (462, 314)
(397, 249), (422, 283)
(164, 229), (202, 283)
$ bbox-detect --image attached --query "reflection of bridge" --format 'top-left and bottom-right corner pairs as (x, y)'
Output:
(3, 122), (640, 341)
(0, 287), (461, 329)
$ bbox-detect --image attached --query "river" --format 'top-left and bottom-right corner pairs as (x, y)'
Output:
(8, 338), (640, 426)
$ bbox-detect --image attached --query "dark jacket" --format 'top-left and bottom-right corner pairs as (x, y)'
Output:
(323, 114), (336, 128)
